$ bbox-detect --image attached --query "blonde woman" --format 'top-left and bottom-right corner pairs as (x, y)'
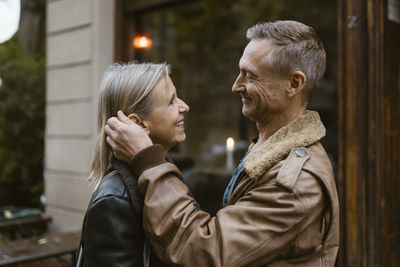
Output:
(76, 62), (189, 267)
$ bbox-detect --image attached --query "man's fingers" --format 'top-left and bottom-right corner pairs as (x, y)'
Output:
(107, 117), (120, 130)
(104, 124), (112, 136)
(106, 136), (116, 149)
(105, 111), (152, 162)
(106, 136), (129, 162)
(104, 124), (119, 141)
(117, 111), (132, 124)
(106, 134), (121, 158)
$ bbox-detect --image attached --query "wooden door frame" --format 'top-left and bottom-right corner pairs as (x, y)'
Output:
(338, 0), (386, 265)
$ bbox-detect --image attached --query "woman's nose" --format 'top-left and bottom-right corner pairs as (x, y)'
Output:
(178, 99), (190, 112)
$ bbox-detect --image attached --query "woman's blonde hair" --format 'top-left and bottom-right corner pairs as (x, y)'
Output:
(88, 62), (171, 183)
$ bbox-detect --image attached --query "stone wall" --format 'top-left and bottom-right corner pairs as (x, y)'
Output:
(45, 0), (114, 233)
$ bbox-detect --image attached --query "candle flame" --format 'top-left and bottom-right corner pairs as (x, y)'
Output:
(226, 137), (235, 151)
(133, 36), (152, 49)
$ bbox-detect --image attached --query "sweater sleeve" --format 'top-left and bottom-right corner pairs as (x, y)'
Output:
(129, 144), (166, 177)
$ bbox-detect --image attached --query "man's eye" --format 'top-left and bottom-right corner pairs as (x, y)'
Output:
(245, 72), (253, 79)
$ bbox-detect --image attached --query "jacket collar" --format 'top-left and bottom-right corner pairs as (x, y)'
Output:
(243, 110), (326, 180)
(110, 156), (177, 213)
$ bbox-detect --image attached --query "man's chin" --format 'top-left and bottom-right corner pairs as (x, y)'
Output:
(242, 108), (256, 121)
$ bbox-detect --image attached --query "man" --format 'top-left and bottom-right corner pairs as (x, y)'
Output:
(105, 20), (339, 266)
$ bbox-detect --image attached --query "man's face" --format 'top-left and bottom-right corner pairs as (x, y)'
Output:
(232, 39), (290, 123)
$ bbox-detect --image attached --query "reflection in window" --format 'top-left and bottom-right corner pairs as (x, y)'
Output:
(124, 0), (337, 214)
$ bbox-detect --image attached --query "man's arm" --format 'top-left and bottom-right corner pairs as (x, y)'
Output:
(130, 152), (324, 266)
(106, 112), (325, 266)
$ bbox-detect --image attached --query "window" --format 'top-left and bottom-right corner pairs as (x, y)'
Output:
(121, 0), (338, 213)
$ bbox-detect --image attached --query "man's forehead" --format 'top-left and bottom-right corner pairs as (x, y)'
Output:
(238, 57), (256, 72)
(243, 39), (273, 56)
(239, 41), (272, 72)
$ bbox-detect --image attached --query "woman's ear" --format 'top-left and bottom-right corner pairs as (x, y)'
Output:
(127, 113), (150, 135)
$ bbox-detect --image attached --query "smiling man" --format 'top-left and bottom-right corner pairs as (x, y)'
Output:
(105, 20), (339, 266)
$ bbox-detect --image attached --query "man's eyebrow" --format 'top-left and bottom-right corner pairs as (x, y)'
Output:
(241, 67), (258, 77)
(239, 61), (257, 75)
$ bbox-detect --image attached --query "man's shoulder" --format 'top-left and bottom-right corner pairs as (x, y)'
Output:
(302, 142), (335, 184)
(274, 147), (312, 190)
(302, 143), (338, 201)
(273, 142), (334, 191)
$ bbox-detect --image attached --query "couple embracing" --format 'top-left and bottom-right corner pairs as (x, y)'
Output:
(77, 20), (339, 267)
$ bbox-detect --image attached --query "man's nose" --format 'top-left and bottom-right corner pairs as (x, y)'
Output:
(232, 75), (245, 93)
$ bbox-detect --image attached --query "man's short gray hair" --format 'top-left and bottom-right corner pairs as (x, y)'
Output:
(247, 20), (326, 98)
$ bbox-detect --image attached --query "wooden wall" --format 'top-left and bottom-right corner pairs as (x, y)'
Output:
(338, 0), (400, 265)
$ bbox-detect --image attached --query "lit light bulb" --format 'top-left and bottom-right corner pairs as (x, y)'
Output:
(133, 35), (152, 49)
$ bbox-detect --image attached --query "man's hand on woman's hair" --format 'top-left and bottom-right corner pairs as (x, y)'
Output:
(105, 111), (153, 162)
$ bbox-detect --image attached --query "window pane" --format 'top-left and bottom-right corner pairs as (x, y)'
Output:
(126, 0), (337, 214)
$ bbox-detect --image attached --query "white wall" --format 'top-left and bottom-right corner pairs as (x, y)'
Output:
(45, 0), (115, 233)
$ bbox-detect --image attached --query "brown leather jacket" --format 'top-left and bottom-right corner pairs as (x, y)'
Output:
(134, 111), (339, 266)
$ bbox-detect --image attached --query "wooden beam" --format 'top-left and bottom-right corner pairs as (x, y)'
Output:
(338, 0), (368, 265)
(338, 0), (400, 265)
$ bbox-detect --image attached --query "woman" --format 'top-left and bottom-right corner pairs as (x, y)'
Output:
(76, 62), (189, 267)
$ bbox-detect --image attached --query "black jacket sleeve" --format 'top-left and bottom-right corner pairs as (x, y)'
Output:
(83, 195), (145, 267)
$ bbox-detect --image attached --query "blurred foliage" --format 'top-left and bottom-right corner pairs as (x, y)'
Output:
(0, 0), (45, 208)
(170, 0), (337, 77)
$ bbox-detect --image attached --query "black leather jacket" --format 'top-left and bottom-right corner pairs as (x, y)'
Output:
(77, 159), (166, 267)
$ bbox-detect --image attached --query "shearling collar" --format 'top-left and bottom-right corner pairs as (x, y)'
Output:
(243, 110), (326, 180)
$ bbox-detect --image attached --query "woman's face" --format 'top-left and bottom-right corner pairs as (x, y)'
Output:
(143, 76), (189, 151)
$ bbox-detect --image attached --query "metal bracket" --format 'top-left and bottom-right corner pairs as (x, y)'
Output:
(347, 15), (359, 29)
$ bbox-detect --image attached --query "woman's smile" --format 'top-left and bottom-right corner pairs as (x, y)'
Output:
(142, 76), (189, 152)
(176, 120), (184, 128)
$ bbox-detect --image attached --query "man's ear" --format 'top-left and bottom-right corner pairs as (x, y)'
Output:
(127, 113), (150, 135)
(287, 71), (306, 97)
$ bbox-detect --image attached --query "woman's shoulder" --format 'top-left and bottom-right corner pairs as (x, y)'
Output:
(89, 170), (130, 206)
